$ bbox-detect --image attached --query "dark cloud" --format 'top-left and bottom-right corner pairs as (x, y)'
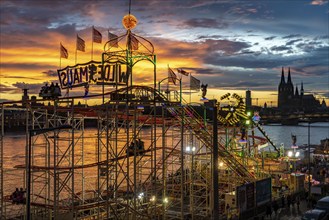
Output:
(1, 76), (39, 80)
(12, 82), (45, 94)
(182, 18), (228, 29)
(286, 39), (303, 45)
(1, 63), (57, 72)
(314, 35), (329, 40)
(48, 24), (77, 37)
(204, 39), (251, 55)
(265, 36), (276, 40)
(0, 84), (19, 93)
(42, 70), (58, 77)
(282, 34), (302, 39)
(183, 67), (223, 75)
(270, 45), (292, 51)
(197, 35), (223, 40)
(296, 41), (323, 52)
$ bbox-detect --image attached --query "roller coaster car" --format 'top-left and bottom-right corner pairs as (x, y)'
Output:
(39, 83), (62, 100)
(110, 93), (136, 101)
(126, 140), (145, 155)
(9, 189), (26, 204)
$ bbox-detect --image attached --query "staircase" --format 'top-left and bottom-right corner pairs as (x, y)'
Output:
(166, 104), (255, 183)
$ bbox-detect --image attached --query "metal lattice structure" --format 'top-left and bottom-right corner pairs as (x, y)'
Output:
(0, 17), (290, 220)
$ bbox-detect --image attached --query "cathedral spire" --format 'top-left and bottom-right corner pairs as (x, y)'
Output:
(280, 67), (285, 84)
(287, 67), (292, 84)
(301, 81), (304, 96)
(295, 85), (299, 96)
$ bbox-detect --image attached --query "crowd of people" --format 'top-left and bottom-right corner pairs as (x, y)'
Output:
(126, 139), (145, 155)
(39, 82), (61, 99)
(10, 188), (26, 204)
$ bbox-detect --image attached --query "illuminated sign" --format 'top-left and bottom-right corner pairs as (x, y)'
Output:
(57, 61), (130, 89)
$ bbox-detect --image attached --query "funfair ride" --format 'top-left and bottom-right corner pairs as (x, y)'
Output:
(0, 14), (291, 220)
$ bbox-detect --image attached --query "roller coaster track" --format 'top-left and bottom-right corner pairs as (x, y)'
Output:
(9, 85), (254, 183)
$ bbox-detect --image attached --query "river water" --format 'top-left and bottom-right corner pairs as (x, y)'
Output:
(4, 122), (329, 165)
(2, 122), (328, 168)
(255, 122), (329, 149)
(1, 122), (328, 216)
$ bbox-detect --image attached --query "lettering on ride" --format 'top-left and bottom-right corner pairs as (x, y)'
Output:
(57, 61), (130, 89)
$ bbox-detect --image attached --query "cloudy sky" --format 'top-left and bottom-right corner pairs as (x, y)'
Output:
(0, 0), (328, 106)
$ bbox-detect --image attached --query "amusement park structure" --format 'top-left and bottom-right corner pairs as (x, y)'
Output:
(0, 14), (303, 220)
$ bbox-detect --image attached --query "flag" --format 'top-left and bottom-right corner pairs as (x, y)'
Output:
(92, 27), (102, 43)
(168, 67), (177, 85)
(177, 68), (189, 76)
(108, 32), (118, 47)
(77, 35), (85, 52)
(84, 84), (89, 97)
(60, 43), (68, 59)
(190, 75), (200, 90)
(131, 35), (138, 50)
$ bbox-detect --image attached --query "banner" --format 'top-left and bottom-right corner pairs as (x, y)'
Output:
(57, 61), (130, 89)
(256, 178), (272, 206)
(237, 182), (255, 213)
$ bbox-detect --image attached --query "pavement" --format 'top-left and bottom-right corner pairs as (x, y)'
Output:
(263, 199), (310, 220)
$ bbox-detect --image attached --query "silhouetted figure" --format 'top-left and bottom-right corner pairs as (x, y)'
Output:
(54, 83), (61, 97)
(287, 194), (292, 208)
(291, 134), (297, 146)
(273, 200), (279, 215)
(296, 196), (300, 211)
(201, 84), (208, 99)
(49, 82), (55, 94)
(281, 195), (285, 208)
(11, 188), (19, 204)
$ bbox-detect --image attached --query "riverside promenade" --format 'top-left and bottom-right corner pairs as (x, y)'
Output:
(264, 199), (310, 220)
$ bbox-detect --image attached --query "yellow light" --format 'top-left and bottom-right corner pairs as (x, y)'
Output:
(163, 197), (168, 203)
(150, 195), (156, 202)
(219, 162), (224, 167)
(122, 14), (138, 30)
(247, 111), (251, 116)
(246, 120), (250, 125)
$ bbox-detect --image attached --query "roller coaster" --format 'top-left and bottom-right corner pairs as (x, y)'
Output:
(0, 14), (291, 219)
(0, 85), (289, 220)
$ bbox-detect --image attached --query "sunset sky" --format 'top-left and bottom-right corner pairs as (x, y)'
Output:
(0, 0), (328, 106)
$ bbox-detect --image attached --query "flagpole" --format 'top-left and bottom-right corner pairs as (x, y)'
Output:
(189, 74), (192, 104)
(91, 26), (94, 60)
(59, 43), (61, 70)
(75, 34), (78, 64)
(167, 64), (170, 99)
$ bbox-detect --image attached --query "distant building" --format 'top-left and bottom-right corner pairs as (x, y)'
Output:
(278, 67), (321, 112)
(22, 88), (29, 107)
(245, 90), (252, 109)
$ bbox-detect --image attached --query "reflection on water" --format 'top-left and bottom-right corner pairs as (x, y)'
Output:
(1, 122), (328, 203)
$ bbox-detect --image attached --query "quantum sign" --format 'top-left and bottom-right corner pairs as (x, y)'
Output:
(57, 61), (130, 89)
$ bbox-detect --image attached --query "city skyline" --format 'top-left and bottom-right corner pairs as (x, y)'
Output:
(0, 0), (328, 106)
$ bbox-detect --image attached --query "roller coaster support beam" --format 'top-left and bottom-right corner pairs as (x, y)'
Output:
(27, 125), (72, 220)
(212, 105), (219, 220)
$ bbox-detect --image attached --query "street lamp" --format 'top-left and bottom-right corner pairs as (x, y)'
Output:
(27, 125), (72, 220)
(307, 120), (311, 207)
(287, 150), (300, 173)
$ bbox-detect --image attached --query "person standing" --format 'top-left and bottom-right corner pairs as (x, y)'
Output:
(273, 200), (279, 215)
(266, 203), (272, 219)
(281, 195), (285, 208)
(287, 194), (292, 208)
(296, 196), (300, 211)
